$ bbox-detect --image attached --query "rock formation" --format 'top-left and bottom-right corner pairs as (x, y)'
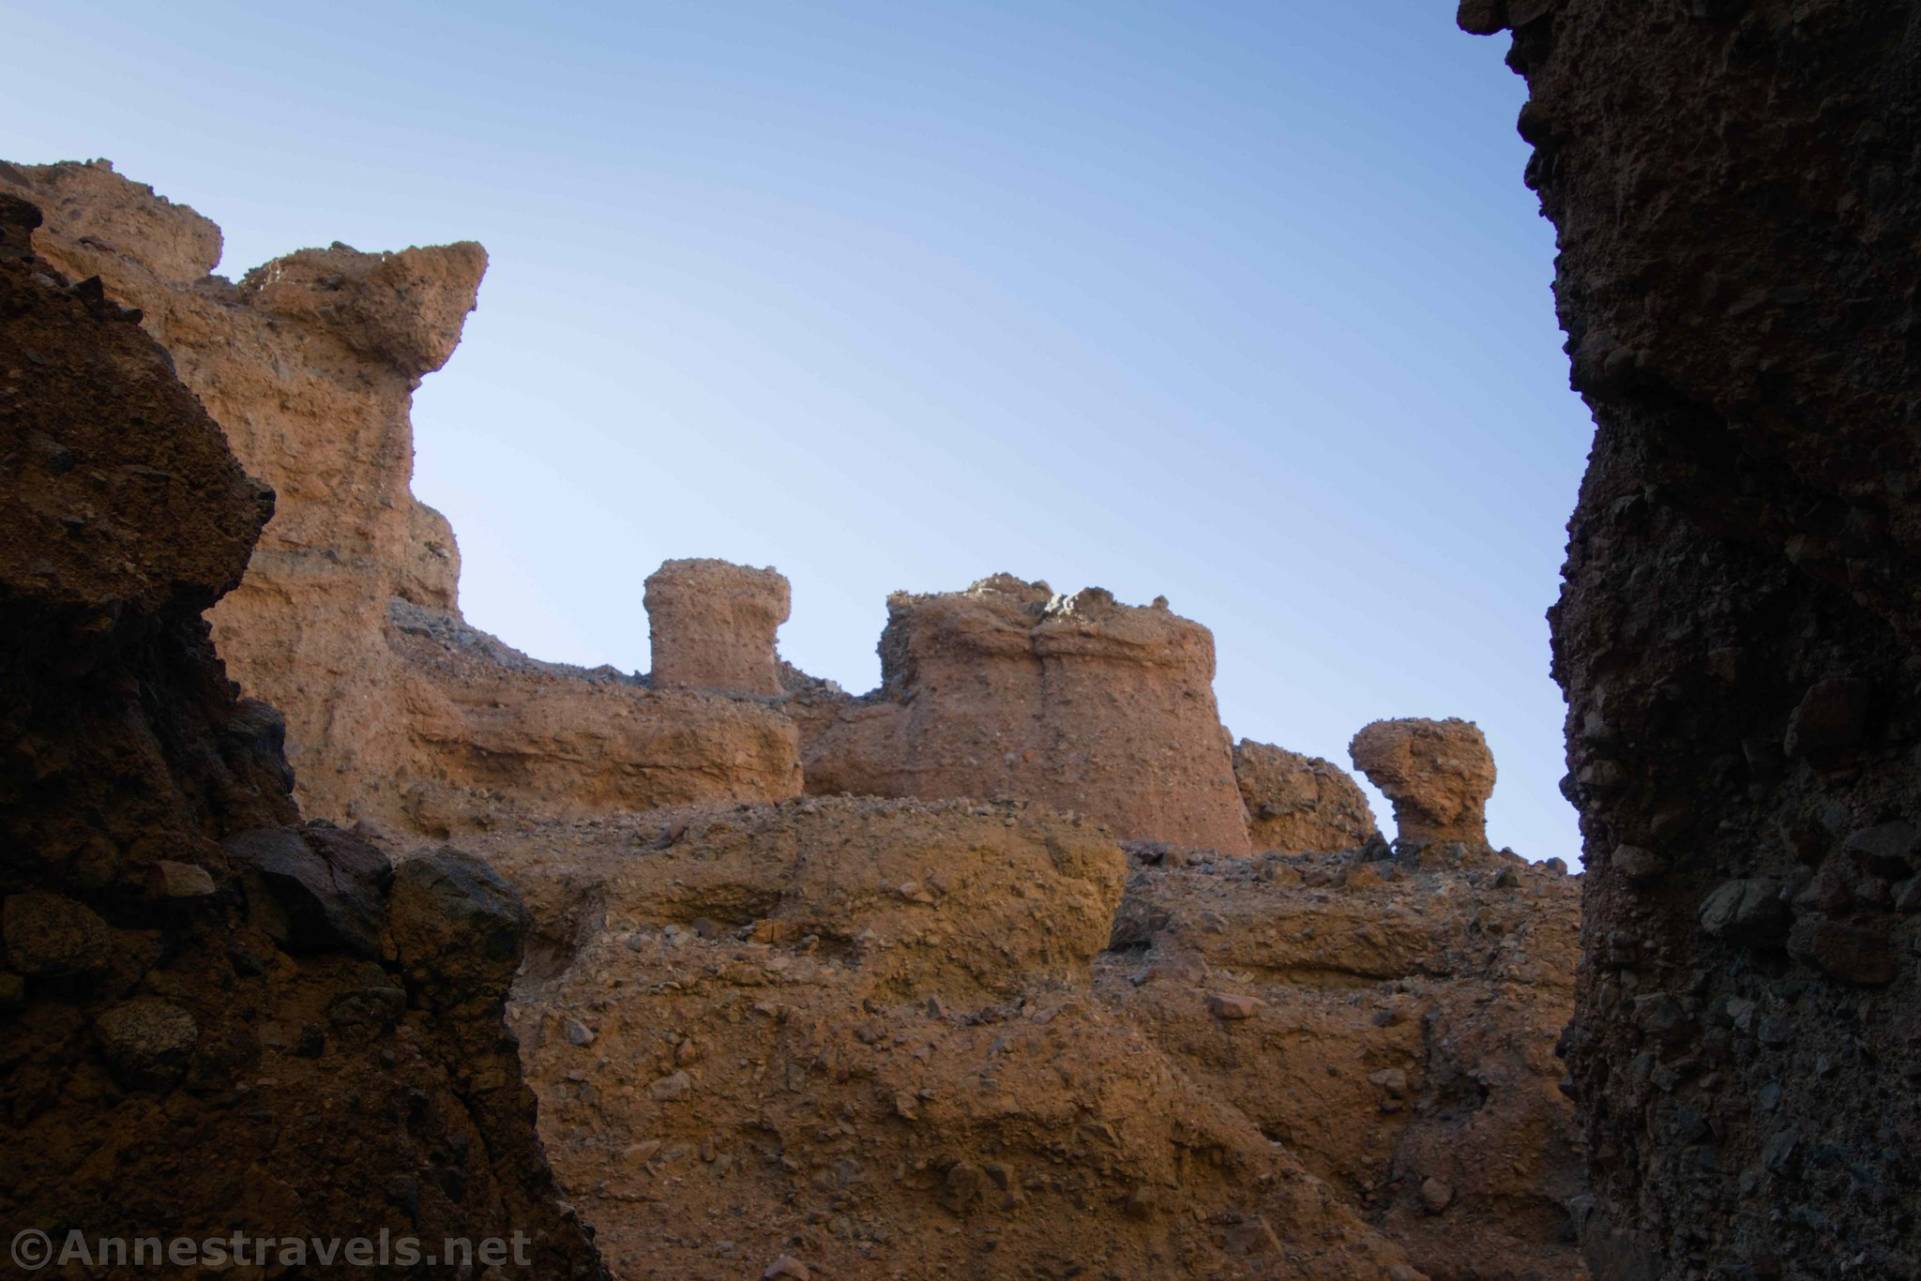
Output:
(0, 159), (800, 837)
(385, 603), (799, 836)
(0, 192), (602, 1276)
(1465, 3), (1921, 1276)
(803, 575), (1253, 853)
(645, 558), (791, 696)
(0, 159), (1333, 859)
(1234, 739), (1379, 853)
(3, 155), (1591, 1279)
(472, 796), (1579, 1280)
(1349, 718), (1496, 850)
(1102, 841), (1583, 1281)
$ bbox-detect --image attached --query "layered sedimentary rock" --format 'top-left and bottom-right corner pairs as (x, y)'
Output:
(1234, 739), (1379, 853)
(0, 159), (799, 835)
(5, 152), (1590, 1278)
(1465, 4), (1921, 1276)
(1350, 718), (1496, 849)
(474, 796), (1580, 1281)
(0, 195), (602, 1276)
(803, 575), (1253, 853)
(385, 604), (800, 837)
(645, 558), (790, 696)
(1102, 843), (1583, 1281)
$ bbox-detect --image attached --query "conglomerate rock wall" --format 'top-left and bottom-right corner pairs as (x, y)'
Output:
(0, 193), (604, 1277)
(0, 159), (802, 838)
(1465, 3), (1921, 1277)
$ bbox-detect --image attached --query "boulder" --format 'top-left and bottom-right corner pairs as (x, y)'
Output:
(94, 997), (198, 1090)
(390, 846), (529, 1004)
(2, 893), (111, 977)
(223, 826), (389, 958)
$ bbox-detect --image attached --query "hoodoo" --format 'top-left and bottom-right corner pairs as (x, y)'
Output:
(644, 557), (792, 696)
(803, 575), (1255, 853)
(1349, 717), (1497, 850)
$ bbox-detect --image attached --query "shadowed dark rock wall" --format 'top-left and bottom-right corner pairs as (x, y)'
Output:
(1466, 4), (1921, 1278)
(0, 193), (603, 1278)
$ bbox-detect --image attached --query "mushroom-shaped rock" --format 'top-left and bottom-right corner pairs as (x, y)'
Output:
(1348, 718), (1496, 848)
(644, 558), (791, 696)
(1233, 740), (1378, 853)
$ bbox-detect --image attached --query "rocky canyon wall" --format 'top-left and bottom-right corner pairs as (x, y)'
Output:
(0, 193), (603, 1277)
(0, 161), (1384, 857)
(1235, 738), (1381, 854)
(472, 795), (1581, 1281)
(3, 152), (1593, 1280)
(0, 159), (801, 839)
(1465, 3), (1921, 1277)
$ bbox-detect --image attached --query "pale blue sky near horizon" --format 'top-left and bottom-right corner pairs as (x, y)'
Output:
(7, 2), (1594, 862)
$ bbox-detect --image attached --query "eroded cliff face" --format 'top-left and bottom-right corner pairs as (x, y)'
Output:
(0, 159), (801, 838)
(1101, 842), (1583, 1281)
(1465, 4), (1921, 1277)
(4, 154), (1590, 1279)
(803, 575), (1254, 853)
(1234, 739), (1380, 854)
(0, 157), (1358, 859)
(470, 797), (1579, 1281)
(0, 193), (603, 1277)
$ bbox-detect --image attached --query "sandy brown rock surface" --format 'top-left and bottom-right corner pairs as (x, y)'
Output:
(646, 558), (792, 696)
(1235, 739), (1380, 853)
(1100, 844), (1582, 1281)
(4, 154), (1591, 1279)
(0, 192), (603, 1277)
(0, 158), (800, 837)
(386, 603), (800, 836)
(460, 796), (1582, 1281)
(803, 575), (1253, 853)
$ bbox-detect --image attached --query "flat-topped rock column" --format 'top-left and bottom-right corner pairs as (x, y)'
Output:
(644, 558), (791, 696)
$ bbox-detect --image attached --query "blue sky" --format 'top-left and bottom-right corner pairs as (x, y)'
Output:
(7, 2), (1592, 861)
